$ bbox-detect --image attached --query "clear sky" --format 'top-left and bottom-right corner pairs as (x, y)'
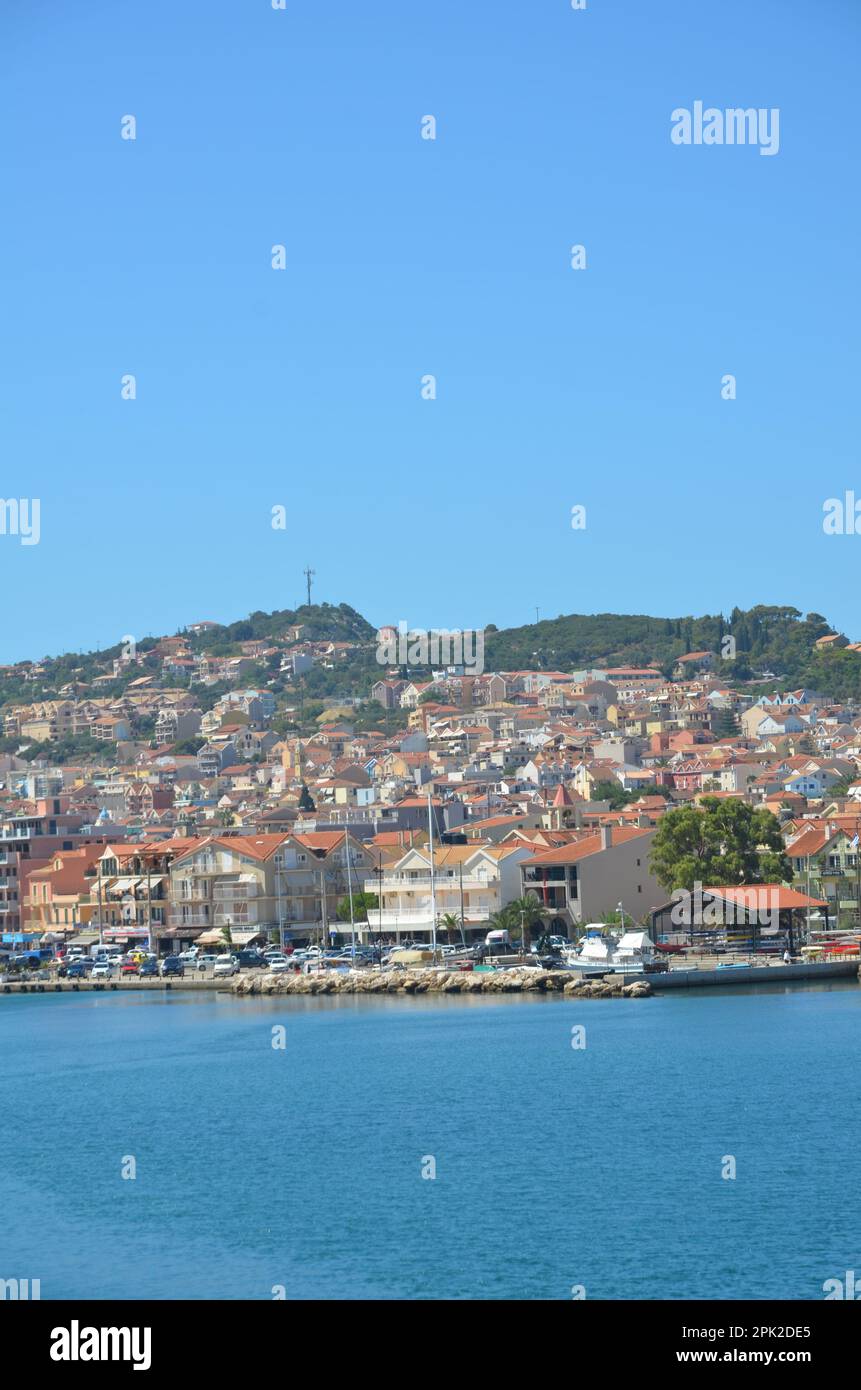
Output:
(1, 0), (859, 661)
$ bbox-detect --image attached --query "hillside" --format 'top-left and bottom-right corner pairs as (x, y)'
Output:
(2, 602), (860, 718)
(484, 606), (861, 701)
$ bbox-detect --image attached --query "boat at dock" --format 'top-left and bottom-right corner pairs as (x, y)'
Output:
(561, 928), (663, 976)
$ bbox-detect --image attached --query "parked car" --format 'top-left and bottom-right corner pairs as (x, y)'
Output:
(160, 956), (185, 978)
(269, 959), (297, 974)
(197, 953), (220, 968)
(237, 950), (269, 969)
(121, 959), (140, 977)
(139, 958), (159, 978)
(67, 958), (94, 979)
(178, 948), (199, 964)
(91, 960), (116, 979)
(213, 955), (238, 978)
(265, 954), (288, 967)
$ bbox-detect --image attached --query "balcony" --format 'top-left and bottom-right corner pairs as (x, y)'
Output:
(371, 906), (492, 928)
(213, 883), (259, 901)
(167, 911), (212, 929)
(213, 908), (259, 927)
(365, 874), (494, 894)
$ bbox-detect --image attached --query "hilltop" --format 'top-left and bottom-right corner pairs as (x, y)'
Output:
(2, 602), (860, 721)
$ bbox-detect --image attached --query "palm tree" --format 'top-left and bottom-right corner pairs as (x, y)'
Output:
(512, 895), (546, 951)
(440, 912), (464, 947)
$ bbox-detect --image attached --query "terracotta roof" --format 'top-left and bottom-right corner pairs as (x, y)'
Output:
(522, 825), (652, 866)
(705, 886), (827, 910)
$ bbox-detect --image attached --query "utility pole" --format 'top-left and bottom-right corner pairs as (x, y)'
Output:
(377, 854), (384, 970)
(345, 832), (356, 957)
(276, 848), (284, 952)
(855, 818), (861, 934)
(428, 790), (438, 961)
(303, 566), (315, 607)
(320, 867), (328, 955)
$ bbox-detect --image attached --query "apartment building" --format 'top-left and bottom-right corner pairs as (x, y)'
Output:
(167, 833), (287, 947)
(25, 846), (102, 936)
(364, 843), (531, 942)
(0, 797), (116, 935)
(274, 831), (374, 938)
(519, 825), (662, 930)
(154, 707), (203, 747)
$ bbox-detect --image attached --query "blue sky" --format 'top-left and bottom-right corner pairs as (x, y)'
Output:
(1, 0), (859, 661)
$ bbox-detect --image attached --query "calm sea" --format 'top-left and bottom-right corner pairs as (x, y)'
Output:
(1, 982), (859, 1300)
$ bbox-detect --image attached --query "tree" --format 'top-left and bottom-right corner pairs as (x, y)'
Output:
(591, 779), (642, 809)
(489, 896), (545, 949)
(439, 912), (464, 944)
(826, 775), (857, 799)
(336, 891), (379, 923)
(649, 797), (792, 893)
(711, 708), (738, 739)
(298, 783), (315, 812)
(592, 778), (659, 811)
(172, 736), (205, 756)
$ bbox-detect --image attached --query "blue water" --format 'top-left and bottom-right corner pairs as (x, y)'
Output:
(1, 983), (859, 1300)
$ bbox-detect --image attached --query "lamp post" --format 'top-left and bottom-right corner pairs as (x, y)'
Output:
(344, 833), (356, 959)
(376, 854), (384, 971)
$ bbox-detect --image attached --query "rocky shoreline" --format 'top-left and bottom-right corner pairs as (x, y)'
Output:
(232, 968), (652, 999)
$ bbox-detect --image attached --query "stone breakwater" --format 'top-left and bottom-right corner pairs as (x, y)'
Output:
(232, 969), (652, 999)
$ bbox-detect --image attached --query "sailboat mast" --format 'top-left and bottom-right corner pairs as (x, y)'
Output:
(428, 791), (437, 958)
(345, 831), (356, 956)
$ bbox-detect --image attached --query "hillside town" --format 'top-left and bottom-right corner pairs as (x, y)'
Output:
(2, 610), (861, 961)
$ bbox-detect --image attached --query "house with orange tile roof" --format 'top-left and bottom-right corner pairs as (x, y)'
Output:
(25, 846), (102, 936)
(520, 825), (661, 928)
(785, 821), (861, 927)
(363, 842), (532, 942)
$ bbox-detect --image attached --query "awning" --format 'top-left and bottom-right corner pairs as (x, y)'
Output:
(108, 877), (141, 894)
(195, 929), (229, 946)
(68, 933), (100, 946)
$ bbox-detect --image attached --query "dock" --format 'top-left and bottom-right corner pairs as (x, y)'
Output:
(1, 958), (858, 998)
(649, 959), (859, 989)
(1, 978), (230, 995)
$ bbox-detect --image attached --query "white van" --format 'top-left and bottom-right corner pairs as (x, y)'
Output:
(484, 928), (512, 948)
(89, 943), (123, 962)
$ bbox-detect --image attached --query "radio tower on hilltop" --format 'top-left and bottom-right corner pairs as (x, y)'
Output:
(303, 565), (315, 607)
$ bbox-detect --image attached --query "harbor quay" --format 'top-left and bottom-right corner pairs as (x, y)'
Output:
(3, 954), (859, 999)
